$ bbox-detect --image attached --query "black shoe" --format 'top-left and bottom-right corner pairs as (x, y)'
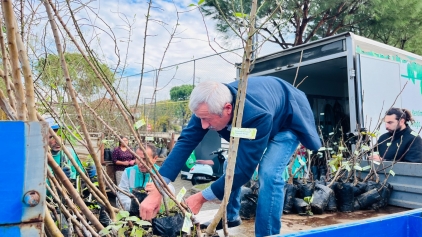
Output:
(200, 218), (242, 230)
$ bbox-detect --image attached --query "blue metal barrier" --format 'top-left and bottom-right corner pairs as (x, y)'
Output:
(0, 122), (47, 236)
(276, 208), (422, 237)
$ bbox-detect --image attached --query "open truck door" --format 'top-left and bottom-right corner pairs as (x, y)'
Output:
(355, 52), (422, 134)
(355, 54), (403, 133)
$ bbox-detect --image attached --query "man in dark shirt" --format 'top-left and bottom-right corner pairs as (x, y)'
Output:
(372, 108), (422, 163)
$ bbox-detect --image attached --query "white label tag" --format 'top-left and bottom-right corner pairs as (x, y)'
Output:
(411, 131), (419, 137)
(230, 127), (257, 139)
(176, 187), (186, 203)
(182, 213), (193, 233)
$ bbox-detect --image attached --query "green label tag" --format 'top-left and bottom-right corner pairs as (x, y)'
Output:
(230, 127), (257, 139)
(134, 119), (146, 129)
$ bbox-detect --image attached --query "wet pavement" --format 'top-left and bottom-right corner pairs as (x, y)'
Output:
(172, 176), (410, 236)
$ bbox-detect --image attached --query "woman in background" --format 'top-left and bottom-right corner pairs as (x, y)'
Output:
(112, 136), (135, 184)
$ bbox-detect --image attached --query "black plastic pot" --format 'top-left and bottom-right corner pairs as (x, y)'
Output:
(296, 180), (315, 198)
(335, 182), (354, 212)
(294, 198), (310, 215)
(129, 188), (148, 217)
(311, 184), (333, 214)
(354, 188), (382, 210)
(152, 213), (184, 237)
(283, 183), (298, 214)
(239, 193), (258, 220)
(353, 181), (368, 196)
(104, 148), (112, 162)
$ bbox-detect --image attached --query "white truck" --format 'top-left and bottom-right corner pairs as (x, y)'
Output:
(247, 32), (422, 135)
(246, 32), (422, 209)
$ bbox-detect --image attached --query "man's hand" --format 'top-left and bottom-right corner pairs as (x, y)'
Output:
(129, 160), (136, 166)
(369, 154), (382, 161)
(140, 183), (162, 220)
(185, 192), (208, 214)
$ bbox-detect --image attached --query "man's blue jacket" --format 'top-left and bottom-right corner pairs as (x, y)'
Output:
(159, 76), (321, 199)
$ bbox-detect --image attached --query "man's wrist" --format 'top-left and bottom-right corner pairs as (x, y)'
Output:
(201, 187), (217, 201)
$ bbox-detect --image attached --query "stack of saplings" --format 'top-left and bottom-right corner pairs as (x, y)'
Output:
(283, 176), (393, 215)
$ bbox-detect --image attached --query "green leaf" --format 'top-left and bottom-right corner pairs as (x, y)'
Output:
(111, 223), (124, 231)
(117, 210), (130, 221)
(389, 170), (396, 176)
(118, 226), (129, 236)
(99, 228), (110, 236)
(304, 196), (312, 204)
(126, 216), (141, 222)
(134, 228), (144, 237)
(361, 145), (370, 151)
(188, 3), (196, 7)
(344, 163), (351, 172)
(198, 0), (205, 5)
(135, 220), (152, 226)
(234, 12), (248, 18)
(354, 165), (363, 171)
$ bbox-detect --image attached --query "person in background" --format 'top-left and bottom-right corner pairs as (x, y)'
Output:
(48, 123), (95, 180)
(113, 135), (135, 184)
(371, 108), (422, 163)
(139, 76), (321, 237)
(117, 143), (174, 216)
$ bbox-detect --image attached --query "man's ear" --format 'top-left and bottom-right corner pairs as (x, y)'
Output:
(224, 103), (232, 115)
(399, 118), (406, 126)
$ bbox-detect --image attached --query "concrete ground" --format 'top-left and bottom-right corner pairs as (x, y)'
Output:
(172, 175), (409, 237)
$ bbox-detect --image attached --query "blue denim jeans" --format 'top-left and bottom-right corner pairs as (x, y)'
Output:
(225, 130), (299, 237)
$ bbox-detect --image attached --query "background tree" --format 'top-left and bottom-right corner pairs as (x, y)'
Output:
(201, 0), (422, 52)
(353, 0), (422, 54)
(169, 84), (194, 101)
(170, 84), (193, 127)
(35, 53), (116, 99)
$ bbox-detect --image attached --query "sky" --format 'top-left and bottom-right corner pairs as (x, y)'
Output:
(47, 0), (282, 104)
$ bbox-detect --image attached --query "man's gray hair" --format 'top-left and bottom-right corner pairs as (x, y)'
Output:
(189, 81), (233, 115)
